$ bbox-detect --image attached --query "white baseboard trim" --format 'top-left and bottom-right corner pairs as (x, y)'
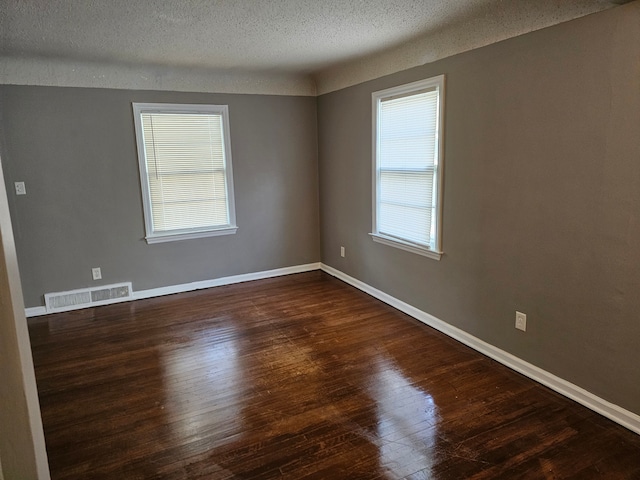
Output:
(320, 263), (640, 436)
(25, 306), (47, 317)
(25, 262), (322, 318)
(133, 262), (322, 301)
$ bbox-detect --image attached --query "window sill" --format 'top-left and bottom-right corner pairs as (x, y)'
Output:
(146, 226), (238, 244)
(370, 233), (442, 260)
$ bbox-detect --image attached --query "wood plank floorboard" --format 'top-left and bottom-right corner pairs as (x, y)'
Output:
(28, 271), (640, 479)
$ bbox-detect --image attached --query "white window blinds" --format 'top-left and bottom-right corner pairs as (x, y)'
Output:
(133, 103), (237, 243)
(372, 76), (445, 258)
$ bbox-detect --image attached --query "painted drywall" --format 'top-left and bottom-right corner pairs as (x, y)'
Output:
(0, 87), (320, 308)
(314, 0), (616, 94)
(0, 57), (317, 97)
(318, 2), (640, 415)
(1, 1), (619, 96)
(0, 155), (50, 479)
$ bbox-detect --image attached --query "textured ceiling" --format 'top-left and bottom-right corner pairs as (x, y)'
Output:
(0, 0), (627, 95)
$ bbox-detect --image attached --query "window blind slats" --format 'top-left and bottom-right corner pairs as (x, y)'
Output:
(149, 172), (227, 204)
(379, 171), (434, 209)
(142, 113), (225, 175)
(379, 203), (432, 246)
(139, 111), (231, 233)
(152, 199), (229, 231)
(376, 86), (440, 248)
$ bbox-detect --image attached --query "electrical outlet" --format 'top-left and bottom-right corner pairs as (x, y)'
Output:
(14, 182), (26, 195)
(92, 267), (102, 280)
(515, 311), (527, 331)
(340, 246), (345, 258)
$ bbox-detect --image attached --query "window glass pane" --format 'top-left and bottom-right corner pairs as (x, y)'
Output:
(373, 77), (444, 254)
(379, 171), (433, 209)
(154, 198), (229, 232)
(149, 172), (229, 231)
(379, 91), (438, 171)
(379, 202), (431, 246)
(142, 114), (225, 175)
(136, 107), (234, 236)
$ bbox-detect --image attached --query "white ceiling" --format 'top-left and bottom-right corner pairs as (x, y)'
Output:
(0, 0), (628, 95)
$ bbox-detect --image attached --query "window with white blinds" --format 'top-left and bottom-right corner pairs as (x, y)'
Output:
(132, 103), (237, 244)
(371, 76), (445, 260)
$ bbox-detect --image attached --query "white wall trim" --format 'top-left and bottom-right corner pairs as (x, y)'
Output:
(133, 263), (321, 301)
(25, 263), (321, 317)
(320, 263), (640, 436)
(26, 260), (640, 434)
(25, 306), (48, 318)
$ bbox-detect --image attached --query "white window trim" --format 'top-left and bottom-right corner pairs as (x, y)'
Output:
(371, 75), (445, 261)
(132, 102), (237, 244)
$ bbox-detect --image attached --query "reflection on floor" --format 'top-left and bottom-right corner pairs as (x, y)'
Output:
(28, 271), (640, 479)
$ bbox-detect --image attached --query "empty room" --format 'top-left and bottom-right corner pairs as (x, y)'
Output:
(1, 1), (640, 478)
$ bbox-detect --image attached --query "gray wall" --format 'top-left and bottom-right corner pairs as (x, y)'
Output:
(318, 3), (640, 415)
(0, 87), (320, 308)
(1, 0), (638, 421)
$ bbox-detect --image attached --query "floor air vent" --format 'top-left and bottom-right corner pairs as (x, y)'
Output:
(44, 282), (133, 313)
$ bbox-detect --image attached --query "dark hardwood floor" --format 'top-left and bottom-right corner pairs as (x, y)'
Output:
(28, 271), (640, 479)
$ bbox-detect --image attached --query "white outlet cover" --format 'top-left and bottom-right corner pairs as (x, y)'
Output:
(515, 311), (527, 331)
(92, 267), (102, 280)
(14, 182), (26, 195)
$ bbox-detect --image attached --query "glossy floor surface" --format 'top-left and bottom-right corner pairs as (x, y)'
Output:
(29, 271), (640, 479)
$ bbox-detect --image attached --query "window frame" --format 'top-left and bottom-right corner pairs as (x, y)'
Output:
(370, 75), (445, 260)
(132, 102), (238, 244)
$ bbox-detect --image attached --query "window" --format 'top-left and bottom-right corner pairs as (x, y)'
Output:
(371, 75), (445, 260)
(132, 103), (237, 244)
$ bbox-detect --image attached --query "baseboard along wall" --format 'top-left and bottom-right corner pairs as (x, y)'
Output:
(25, 263), (322, 318)
(24, 261), (640, 435)
(319, 264), (640, 436)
